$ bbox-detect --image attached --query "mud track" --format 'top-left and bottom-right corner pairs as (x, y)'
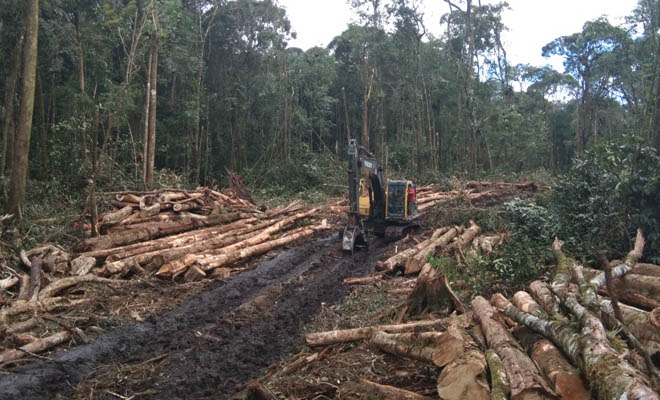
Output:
(0, 234), (386, 400)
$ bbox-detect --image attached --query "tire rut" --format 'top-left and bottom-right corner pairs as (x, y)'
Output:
(0, 234), (387, 400)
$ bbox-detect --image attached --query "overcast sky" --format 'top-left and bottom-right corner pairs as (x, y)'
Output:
(279, 0), (638, 69)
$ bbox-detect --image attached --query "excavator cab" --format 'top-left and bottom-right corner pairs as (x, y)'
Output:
(342, 139), (419, 253)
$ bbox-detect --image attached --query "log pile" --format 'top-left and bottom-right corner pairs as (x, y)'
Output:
(328, 180), (542, 215)
(302, 229), (660, 399)
(0, 187), (333, 365)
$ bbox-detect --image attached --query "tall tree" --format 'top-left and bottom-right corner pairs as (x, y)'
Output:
(8, 0), (39, 217)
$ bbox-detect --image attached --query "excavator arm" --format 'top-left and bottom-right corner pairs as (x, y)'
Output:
(342, 139), (386, 252)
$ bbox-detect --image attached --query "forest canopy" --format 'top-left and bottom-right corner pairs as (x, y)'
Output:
(1, 0), (660, 211)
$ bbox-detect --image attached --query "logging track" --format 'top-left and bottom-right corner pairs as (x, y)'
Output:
(0, 233), (387, 400)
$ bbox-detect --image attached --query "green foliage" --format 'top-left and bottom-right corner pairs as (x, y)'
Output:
(552, 136), (660, 262)
(492, 199), (556, 284)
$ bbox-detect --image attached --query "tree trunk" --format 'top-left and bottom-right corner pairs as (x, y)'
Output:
(471, 296), (555, 400)
(405, 226), (459, 274)
(305, 318), (453, 347)
(507, 292), (590, 400)
(8, 0), (39, 217)
(145, 10), (159, 189)
(435, 321), (490, 400)
(1, 35), (22, 177)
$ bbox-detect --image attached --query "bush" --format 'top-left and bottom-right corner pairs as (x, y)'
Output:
(552, 136), (660, 263)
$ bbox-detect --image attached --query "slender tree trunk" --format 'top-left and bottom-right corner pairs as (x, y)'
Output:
(1, 35), (23, 177)
(145, 12), (158, 190)
(74, 12), (85, 95)
(342, 87), (351, 143)
(8, 0), (39, 217)
(142, 45), (152, 185)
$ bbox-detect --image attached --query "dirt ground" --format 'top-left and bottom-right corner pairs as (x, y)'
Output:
(0, 233), (389, 400)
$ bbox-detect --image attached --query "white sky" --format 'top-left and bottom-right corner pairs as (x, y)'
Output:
(279, 0), (638, 69)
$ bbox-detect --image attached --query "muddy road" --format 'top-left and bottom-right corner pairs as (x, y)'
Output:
(0, 234), (387, 400)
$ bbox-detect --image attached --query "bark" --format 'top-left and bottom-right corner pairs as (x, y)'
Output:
(1, 297), (89, 322)
(505, 235), (659, 400)
(435, 320), (490, 400)
(37, 274), (122, 300)
(8, 0), (39, 217)
(84, 218), (254, 262)
(145, 9), (159, 189)
(509, 292), (590, 400)
(588, 230), (645, 290)
(305, 318), (454, 347)
(471, 296), (555, 400)
(583, 267), (660, 310)
(341, 378), (432, 400)
(370, 330), (464, 368)
(405, 227), (459, 274)
(76, 212), (246, 252)
(0, 331), (70, 364)
(70, 256), (96, 276)
(377, 230), (447, 272)
(485, 349), (510, 400)
(0, 277), (19, 290)
(502, 300), (658, 400)
(598, 298), (660, 362)
(406, 273), (465, 317)
(528, 281), (565, 321)
(1, 35), (22, 177)
(99, 217), (273, 275)
(100, 205), (134, 226)
(168, 223), (329, 276)
(27, 256), (43, 302)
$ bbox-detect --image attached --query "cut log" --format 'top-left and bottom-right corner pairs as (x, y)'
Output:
(377, 231), (446, 272)
(26, 256), (43, 302)
(158, 192), (188, 203)
(343, 275), (383, 285)
(583, 267), (660, 310)
(0, 331), (70, 364)
(435, 318), (490, 400)
(38, 274), (123, 300)
(116, 193), (143, 204)
(528, 281), (565, 321)
(512, 291), (541, 315)
(370, 330), (464, 368)
(502, 235), (659, 400)
(75, 212), (247, 252)
(137, 202), (160, 218)
(471, 296), (555, 400)
(159, 221), (328, 276)
(70, 256), (96, 276)
(508, 292), (590, 400)
(100, 205), (133, 226)
(84, 218), (255, 262)
(405, 227), (460, 275)
(0, 276), (19, 290)
(305, 318), (455, 346)
(485, 349), (509, 400)
(341, 378), (432, 400)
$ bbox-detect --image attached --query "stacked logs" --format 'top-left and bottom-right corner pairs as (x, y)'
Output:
(63, 188), (332, 281)
(306, 229), (660, 399)
(328, 181), (540, 215)
(0, 188), (332, 366)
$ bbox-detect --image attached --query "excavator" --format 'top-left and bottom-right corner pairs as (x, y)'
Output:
(342, 139), (420, 253)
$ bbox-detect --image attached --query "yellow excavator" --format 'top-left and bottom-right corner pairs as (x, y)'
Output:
(342, 139), (420, 252)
